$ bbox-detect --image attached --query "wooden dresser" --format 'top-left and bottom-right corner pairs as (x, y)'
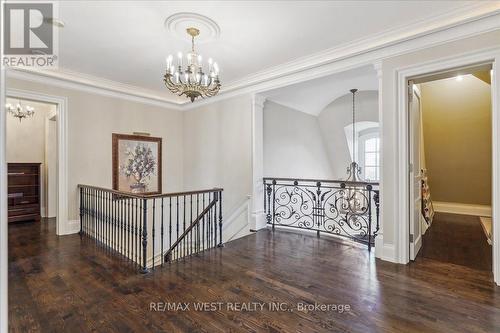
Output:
(8, 163), (41, 223)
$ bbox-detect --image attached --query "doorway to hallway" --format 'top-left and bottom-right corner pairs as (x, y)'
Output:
(408, 65), (493, 271)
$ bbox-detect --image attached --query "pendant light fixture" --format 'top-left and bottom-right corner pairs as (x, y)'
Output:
(343, 89), (367, 214)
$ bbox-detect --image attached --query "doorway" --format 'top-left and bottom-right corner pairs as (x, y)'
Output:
(408, 64), (493, 271)
(6, 98), (58, 229)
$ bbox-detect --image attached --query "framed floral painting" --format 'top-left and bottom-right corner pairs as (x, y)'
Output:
(112, 134), (162, 195)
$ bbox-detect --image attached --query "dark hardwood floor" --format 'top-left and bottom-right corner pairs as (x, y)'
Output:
(9, 219), (500, 332)
(421, 212), (492, 270)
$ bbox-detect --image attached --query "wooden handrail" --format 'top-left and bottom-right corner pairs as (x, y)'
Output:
(263, 177), (379, 187)
(77, 184), (223, 199)
(164, 197), (218, 262)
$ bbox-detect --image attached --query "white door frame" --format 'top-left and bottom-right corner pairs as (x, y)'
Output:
(409, 83), (423, 260)
(5, 88), (69, 236)
(395, 47), (500, 284)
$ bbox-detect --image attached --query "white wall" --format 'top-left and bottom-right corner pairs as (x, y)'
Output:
(6, 78), (185, 223)
(263, 101), (333, 179)
(318, 91), (378, 179)
(380, 29), (500, 258)
(183, 95), (253, 240)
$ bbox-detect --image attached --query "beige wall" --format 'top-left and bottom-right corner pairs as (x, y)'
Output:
(421, 75), (491, 205)
(381, 29), (500, 247)
(264, 101), (334, 179)
(6, 78), (185, 222)
(183, 95), (253, 234)
(6, 98), (53, 163)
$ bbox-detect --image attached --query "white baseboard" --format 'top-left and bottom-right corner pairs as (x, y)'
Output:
(433, 201), (491, 217)
(59, 219), (80, 235)
(374, 235), (397, 262)
(251, 210), (266, 231)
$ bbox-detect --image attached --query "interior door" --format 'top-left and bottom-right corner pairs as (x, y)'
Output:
(409, 81), (423, 260)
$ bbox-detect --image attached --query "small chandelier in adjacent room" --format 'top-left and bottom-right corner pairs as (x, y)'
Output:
(164, 27), (221, 102)
(5, 101), (35, 122)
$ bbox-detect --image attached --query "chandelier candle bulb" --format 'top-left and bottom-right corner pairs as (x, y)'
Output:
(177, 52), (183, 67)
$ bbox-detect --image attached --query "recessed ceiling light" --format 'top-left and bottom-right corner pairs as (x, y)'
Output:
(456, 75), (463, 82)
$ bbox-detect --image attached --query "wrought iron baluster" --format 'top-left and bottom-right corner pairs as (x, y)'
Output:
(152, 198), (156, 269)
(266, 182), (272, 226)
(127, 198), (131, 260)
(196, 194), (200, 254)
(79, 187), (83, 237)
(176, 196), (179, 262)
(141, 198), (148, 273)
(373, 190), (380, 238)
(93, 188), (96, 242)
(139, 199), (142, 266)
(208, 192), (212, 248)
(202, 193), (206, 251)
(169, 197), (172, 262)
(214, 192), (218, 247)
(161, 198), (164, 267)
(183, 195), (186, 260)
(99, 190), (102, 244)
(120, 195), (123, 254)
(218, 190), (223, 247)
(190, 194), (193, 257)
(135, 198), (139, 266)
(272, 180), (276, 230)
(114, 193), (118, 251)
(367, 184), (373, 252)
(316, 181), (321, 238)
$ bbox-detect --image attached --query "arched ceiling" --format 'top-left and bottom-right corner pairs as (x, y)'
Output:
(262, 65), (378, 115)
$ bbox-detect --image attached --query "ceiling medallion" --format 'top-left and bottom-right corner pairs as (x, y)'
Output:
(164, 12), (220, 43)
(5, 101), (35, 122)
(164, 27), (221, 102)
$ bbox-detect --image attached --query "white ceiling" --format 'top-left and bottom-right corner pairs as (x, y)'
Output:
(262, 65), (378, 115)
(20, 1), (498, 105)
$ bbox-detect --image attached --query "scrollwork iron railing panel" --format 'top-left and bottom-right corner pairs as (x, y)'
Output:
(263, 177), (380, 251)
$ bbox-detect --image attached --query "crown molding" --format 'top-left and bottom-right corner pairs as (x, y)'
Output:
(220, 2), (500, 93)
(7, 68), (184, 110)
(184, 4), (500, 110)
(6, 2), (500, 112)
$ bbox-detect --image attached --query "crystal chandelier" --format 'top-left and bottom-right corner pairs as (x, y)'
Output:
(164, 27), (221, 102)
(5, 101), (35, 122)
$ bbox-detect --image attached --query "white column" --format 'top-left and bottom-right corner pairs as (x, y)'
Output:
(373, 61), (385, 259)
(251, 94), (266, 231)
(0, 6), (8, 328)
(492, 55), (500, 285)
